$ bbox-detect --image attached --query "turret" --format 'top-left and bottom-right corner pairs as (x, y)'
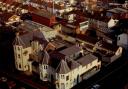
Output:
(13, 33), (25, 71)
(55, 59), (71, 89)
(13, 33), (32, 72)
(39, 50), (50, 81)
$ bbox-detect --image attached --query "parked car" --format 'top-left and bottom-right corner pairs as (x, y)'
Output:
(91, 84), (101, 89)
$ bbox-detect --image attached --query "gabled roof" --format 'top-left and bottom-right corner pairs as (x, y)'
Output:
(13, 33), (25, 46)
(56, 60), (70, 74)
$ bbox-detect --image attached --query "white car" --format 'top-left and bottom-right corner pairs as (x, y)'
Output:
(91, 84), (101, 89)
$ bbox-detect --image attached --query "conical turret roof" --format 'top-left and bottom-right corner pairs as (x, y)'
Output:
(42, 50), (50, 64)
(13, 32), (25, 46)
(56, 60), (70, 74)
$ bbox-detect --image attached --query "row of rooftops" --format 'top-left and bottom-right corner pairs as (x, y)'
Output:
(18, 20), (54, 32)
(25, 0), (66, 10)
(0, 0), (124, 71)
(0, 1), (55, 18)
(39, 45), (98, 74)
(0, 0), (127, 27)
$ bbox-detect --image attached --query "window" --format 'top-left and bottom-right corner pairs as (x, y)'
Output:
(118, 37), (120, 40)
(19, 64), (21, 68)
(18, 47), (20, 51)
(61, 83), (65, 89)
(23, 50), (28, 56)
(66, 83), (68, 87)
(61, 75), (65, 79)
(45, 66), (47, 69)
(18, 54), (20, 58)
(40, 72), (43, 78)
(44, 65), (48, 69)
(66, 76), (69, 81)
(44, 73), (48, 78)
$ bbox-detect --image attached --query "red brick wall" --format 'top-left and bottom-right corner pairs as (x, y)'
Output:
(31, 13), (51, 26)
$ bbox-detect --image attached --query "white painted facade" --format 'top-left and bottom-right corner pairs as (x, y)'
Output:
(110, 47), (123, 62)
(41, 28), (58, 41)
(117, 33), (128, 49)
(39, 64), (51, 81)
(79, 21), (89, 31)
(108, 18), (119, 28)
(39, 54), (101, 89)
(13, 45), (33, 72)
(13, 25), (58, 72)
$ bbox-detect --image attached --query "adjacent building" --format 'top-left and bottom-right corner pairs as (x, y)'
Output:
(117, 33), (128, 49)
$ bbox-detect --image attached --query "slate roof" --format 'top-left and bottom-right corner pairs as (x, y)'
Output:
(56, 60), (70, 74)
(67, 59), (81, 70)
(42, 50), (50, 64)
(100, 41), (119, 52)
(59, 45), (81, 56)
(13, 30), (47, 48)
(77, 54), (98, 66)
(13, 33), (26, 46)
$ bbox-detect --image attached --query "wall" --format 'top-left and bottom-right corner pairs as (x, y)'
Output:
(80, 59), (99, 75)
(117, 34), (128, 49)
(111, 47), (123, 62)
(14, 45), (23, 71)
(22, 47), (32, 71)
